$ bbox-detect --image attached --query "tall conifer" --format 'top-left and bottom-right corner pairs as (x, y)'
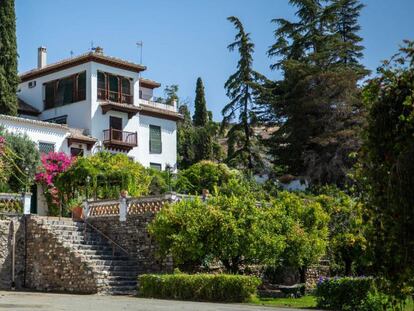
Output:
(0, 0), (18, 116)
(193, 77), (208, 126)
(263, 0), (366, 186)
(222, 16), (264, 171)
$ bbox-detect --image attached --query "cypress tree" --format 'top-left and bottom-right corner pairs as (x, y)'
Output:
(222, 16), (265, 171)
(0, 0), (18, 116)
(193, 77), (208, 126)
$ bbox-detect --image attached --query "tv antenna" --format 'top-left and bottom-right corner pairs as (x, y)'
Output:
(90, 41), (96, 52)
(136, 41), (143, 64)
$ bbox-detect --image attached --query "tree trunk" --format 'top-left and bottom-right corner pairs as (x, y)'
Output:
(299, 266), (307, 284)
(344, 258), (352, 276)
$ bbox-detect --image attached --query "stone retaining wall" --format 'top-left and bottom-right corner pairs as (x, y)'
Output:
(24, 216), (98, 293)
(88, 213), (172, 273)
(0, 216), (25, 289)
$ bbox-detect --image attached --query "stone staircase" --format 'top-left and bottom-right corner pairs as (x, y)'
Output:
(37, 218), (140, 295)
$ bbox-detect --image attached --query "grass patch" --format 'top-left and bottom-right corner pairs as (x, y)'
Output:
(405, 297), (413, 311)
(249, 295), (317, 309)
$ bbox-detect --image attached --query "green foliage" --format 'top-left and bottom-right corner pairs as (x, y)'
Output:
(0, 128), (39, 192)
(274, 191), (330, 281)
(177, 80), (224, 169)
(2, 131), (40, 192)
(315, 187), (368, 275)
(0, 0), (18, 116)
(55, 152), (151, 201)
(147, 168), (170, 195)
(360, 41), (414, 298)
(163, 84), (179, 106)
(139, 272), (261, 302)
(177, 103), (196, 168)
(193, 77), (208, 126)
(149, 195), (287, 273)
(316, 277), (400, 311)
(175, 161), (238, 194)
(222, 16), (265, 171)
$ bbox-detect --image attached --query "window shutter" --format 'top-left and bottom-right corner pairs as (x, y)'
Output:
(149, 125), (162, 154)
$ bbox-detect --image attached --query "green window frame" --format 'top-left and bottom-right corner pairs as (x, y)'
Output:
(38, 142), (55, 154)
(44, 71), (86, 109)
(150, 162), (162, 171)
(149, 125), (162, 154)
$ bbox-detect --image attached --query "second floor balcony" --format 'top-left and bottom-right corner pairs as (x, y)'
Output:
(103, 128), (137, 151)
(97, 88), (133, 105)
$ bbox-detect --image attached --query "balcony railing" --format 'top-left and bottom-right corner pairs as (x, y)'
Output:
(98, 88), (133, 105)
(139, 98), (177, 112)
(103, 128), (137, 150)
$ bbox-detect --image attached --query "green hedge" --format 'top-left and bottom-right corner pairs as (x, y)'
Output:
(138, 273), (261, 302)
(315, 277), (391, 311)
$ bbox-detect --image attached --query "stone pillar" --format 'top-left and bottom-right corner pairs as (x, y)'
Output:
(23, 193), (31, 215)
(119, 198), (127, 222)
(83, 201), (89, 219)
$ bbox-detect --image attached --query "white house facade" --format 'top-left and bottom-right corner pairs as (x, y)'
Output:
(1, 47), (181, 171)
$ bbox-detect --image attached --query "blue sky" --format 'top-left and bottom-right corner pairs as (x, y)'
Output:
(16, 0), (414, 121)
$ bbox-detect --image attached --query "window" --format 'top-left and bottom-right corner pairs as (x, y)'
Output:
(44, 71), (86, 109)
(70, 147), (84, 157)
(44, 115), (68, 125)
(97, 71), (132, 104)
(150, 163), (162, 171)
(149, 125), (162, 154)
(38, 142), (55, 154)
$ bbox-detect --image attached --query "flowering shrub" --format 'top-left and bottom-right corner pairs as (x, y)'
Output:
(35, 152), (74, 215)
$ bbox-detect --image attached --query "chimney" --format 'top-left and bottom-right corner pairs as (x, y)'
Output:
(37, 46), (47, 69)
(94, 46), (104, 55)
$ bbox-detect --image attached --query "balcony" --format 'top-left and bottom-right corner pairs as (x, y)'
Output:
(98, 88), (133, 105)
(103, 128), (137, 151)
(138, 98), (183, 121)
(139, 97), (177, 112)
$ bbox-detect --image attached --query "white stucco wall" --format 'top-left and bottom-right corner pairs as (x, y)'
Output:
(18, 63), (92, 131)
(0, 117), (70, 154)
(140, 87), (153, 100)
(134, 114), (177, 171)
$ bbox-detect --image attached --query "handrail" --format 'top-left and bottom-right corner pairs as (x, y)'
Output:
(83, 219), (129, 257)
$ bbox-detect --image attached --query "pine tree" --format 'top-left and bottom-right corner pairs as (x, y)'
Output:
(0, 0), (18, 116)
(222, 16), (265, 171)
(332, 0), (365, 67)
(193, 77), (208, 126)
(263, 0), (366, 186)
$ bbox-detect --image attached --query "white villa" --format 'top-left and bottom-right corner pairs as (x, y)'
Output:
(0, 46), (181, 169)
(0, 47), (182, 214)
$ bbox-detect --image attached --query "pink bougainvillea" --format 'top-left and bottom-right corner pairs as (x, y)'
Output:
(35, 152), (73, 185)
(35, 152), (74, 215)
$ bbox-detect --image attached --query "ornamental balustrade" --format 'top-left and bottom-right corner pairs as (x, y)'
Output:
(84, 193), (197, 220)
(0, 192), (31, 215)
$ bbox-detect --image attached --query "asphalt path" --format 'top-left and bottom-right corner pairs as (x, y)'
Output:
(0, 291), (318, 311)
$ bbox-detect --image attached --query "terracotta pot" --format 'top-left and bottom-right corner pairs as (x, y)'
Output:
(72, 206), (84, 221)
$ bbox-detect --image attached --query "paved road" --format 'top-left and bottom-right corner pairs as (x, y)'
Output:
(0, 291), (315, 311)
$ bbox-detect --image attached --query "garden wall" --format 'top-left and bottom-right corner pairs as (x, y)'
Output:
(0, 216), (25, 289)
(24, 216), (98, 293)
(88, 213), (173, 273)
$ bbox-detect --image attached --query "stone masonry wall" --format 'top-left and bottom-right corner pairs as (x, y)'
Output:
(0, 216), (25, 289)
(88, 213), (172, 274)
(25, 216), (97, 293)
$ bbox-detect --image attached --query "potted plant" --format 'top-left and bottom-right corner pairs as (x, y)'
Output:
(68, 198), (84, 221)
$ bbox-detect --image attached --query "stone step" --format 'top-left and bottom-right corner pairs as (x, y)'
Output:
(99, 285), (137, 296)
